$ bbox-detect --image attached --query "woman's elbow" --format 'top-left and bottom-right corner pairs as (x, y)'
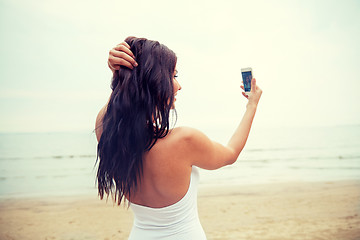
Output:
(224, 149), (238, 166)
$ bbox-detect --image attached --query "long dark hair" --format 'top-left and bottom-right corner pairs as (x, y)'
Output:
(96, 37), (177, 205)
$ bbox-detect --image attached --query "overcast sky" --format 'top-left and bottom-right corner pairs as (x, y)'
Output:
(0, 0), (359, 133)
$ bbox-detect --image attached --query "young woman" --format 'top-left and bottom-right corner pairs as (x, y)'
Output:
(95, 37), (262, 239)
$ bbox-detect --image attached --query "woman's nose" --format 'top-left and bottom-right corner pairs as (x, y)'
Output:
(176, 80), (182, 91)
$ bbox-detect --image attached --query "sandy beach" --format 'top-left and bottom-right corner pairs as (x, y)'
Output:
(0, 180), (359, 240)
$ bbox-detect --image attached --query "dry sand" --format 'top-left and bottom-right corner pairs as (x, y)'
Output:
(0, 180), (359, 240)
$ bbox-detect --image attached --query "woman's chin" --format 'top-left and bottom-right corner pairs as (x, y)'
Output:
(171, 98), (177, 109)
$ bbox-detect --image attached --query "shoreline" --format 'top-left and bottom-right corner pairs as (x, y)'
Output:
(1, 180), (359, 240)
(2, 177), (360, 201)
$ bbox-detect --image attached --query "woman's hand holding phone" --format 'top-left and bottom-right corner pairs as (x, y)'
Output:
(241, 78), (262, 108)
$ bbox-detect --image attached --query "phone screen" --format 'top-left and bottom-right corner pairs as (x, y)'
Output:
(241, 70), (252, 92)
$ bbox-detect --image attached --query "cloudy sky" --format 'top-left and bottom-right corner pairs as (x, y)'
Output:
(0, 0), (359, 132)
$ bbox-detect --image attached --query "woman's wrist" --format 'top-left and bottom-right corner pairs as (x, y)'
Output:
(246, 102), (258, 110)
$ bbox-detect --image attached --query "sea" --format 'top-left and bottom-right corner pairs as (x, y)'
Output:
(0, 125), (359, 198)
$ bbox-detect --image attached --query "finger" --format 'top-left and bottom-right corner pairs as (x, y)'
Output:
(114, 44), (136, 59)
(108, 61), (116, 71)
(112, 48), (138, 67)
(115, 42), (131, 50)
(110, 49), (135, 63)
(121, 41), (131, 49)
(109, 55), (134, 69)
(240, 85), (244, 90)
(108, 60), (121, 70)
(250, 78), (256, 93)
(110, 50), (138, 67)
(242, 92), (249, 99)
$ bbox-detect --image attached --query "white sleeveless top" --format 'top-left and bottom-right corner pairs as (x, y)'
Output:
(128, 166), (207, 240)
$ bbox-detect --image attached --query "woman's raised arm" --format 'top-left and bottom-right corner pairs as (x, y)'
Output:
(181, 78), (262, 170)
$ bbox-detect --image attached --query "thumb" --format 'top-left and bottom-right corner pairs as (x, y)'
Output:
(251, 78), (256, 92)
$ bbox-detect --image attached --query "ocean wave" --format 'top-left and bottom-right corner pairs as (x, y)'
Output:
(0, 157), (22, 161)
(240, 155), (360, 162)
(50, 154), (95, 159)
(0, 154), (96, 161)
(52, 174), (71, 178)
(287, 166), (360, 170)
(245, 146), (329, 152)
(247, 147), (296, 152)
(246, 146), (360, 153)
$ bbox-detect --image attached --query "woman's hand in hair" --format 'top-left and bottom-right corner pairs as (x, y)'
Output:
(241, 78), (262, 108)
(108, 42), (138, 72)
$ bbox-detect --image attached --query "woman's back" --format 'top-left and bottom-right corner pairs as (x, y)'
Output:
(129, 165), (206, 239)
(125, 127), (207, 239)
(128, 127), (193, 208)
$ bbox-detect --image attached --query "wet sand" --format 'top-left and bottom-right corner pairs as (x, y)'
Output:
(0, 180), (359, 240)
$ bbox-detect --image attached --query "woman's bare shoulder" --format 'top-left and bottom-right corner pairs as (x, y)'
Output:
(168, 126), (235, 170)
(165, 126), (213, 155)
(147, 126), (209, 162)
(169, 126), (205, 142)
(150, 127), (203, 166)
(152, 127), (201, 152)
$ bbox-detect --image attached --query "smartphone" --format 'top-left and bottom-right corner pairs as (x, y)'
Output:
(241, 67), (253, 92)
